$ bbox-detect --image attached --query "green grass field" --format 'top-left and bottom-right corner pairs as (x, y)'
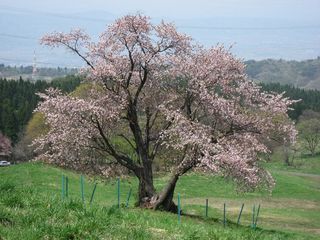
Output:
(0, 156), (319, 239)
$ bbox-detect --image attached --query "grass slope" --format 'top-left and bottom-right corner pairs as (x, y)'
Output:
(0, 158), (319, 239)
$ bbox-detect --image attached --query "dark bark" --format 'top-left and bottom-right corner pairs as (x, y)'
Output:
(141, 158), (196, 213)
(137, 171), (179, 212)
(132, 158), (187, 211)
(137, 161), (156, 205)
(152, 174), (179, 212)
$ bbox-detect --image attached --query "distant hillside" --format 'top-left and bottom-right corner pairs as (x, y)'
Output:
(1, 58), (320, 89)
(0, 64), (78, 81)
(245, 58), (320, 90)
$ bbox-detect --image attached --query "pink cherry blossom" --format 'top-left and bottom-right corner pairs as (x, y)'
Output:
(0, 132), (11, 156)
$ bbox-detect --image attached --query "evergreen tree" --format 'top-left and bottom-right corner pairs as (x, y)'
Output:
(0, 75), (81, 142)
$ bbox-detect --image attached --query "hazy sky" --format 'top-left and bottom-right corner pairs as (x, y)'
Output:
(1, 0), (320, 21)
(0, 0), (319, 66)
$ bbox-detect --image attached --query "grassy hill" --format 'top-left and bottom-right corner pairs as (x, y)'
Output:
(0, 157), (319, 239)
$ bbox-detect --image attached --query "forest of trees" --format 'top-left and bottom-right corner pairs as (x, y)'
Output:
(260, 82), (320, 119)
(0, 75), (81, 142)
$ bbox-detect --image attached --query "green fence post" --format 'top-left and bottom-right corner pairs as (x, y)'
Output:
(205, 199), (208, 217)
(223, 203), (226, 227)
(80, 175), (85, 203)
(90, 183), (97, 205)
(61, 175), (65, 200)
(237, 203), (244, 225)
(117, 178), (120, 208)
(65, 176), (69, 198)
(252, 204), (255, 229)
(254, 204), (261, 228)
(178, 193), (181, 224)
(126, 188), (132, 208)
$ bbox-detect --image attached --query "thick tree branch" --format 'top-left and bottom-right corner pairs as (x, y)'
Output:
(93, 117), (140, 174)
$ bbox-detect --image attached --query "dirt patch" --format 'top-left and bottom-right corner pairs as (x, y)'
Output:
(183, 197), (320, 236)
(148, 227), (167, 233)
(184, 197), (320, 210)
(278, 171), (320, 179)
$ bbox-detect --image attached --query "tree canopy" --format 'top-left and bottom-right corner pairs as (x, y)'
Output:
(35, 14), (297, 211)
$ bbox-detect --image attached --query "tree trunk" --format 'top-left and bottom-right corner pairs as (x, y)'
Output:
(153, 174), (179, 212)
(137, 160), (156, 207)
(283, 145), (292, 166)
(137, 170), (179, 213)
(311, 149), (315, 157)
(138, 172), (155, 204)
(136, 157), (195, 212)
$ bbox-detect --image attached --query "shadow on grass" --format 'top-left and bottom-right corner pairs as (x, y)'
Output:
(181, 211), (293, 237)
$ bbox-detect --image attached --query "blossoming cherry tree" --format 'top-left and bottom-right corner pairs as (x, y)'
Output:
(36, 14), (297, 211)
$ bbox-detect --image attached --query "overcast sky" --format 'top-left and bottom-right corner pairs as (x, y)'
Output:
(1, 0), (319, 21)
(0, 0), (319, 66)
